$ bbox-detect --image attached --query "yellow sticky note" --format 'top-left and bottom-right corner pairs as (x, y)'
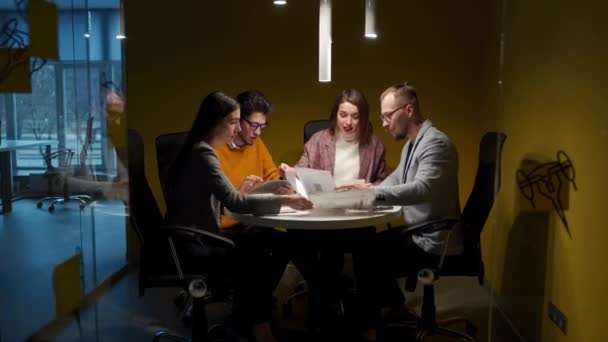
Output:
(28, 0), (59, 60)
(0, 48), (31, 93)
(52, 254), (83, 319)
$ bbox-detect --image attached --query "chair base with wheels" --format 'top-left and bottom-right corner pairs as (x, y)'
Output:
(37, 194), (93, 212)
(388, 273), (477, 341)
(153, 279), (211, 342)
(36, 150), (94, 212)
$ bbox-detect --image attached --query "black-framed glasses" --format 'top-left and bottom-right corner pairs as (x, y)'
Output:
(242, 118), (269, 130)
(379, 105), (406, 123)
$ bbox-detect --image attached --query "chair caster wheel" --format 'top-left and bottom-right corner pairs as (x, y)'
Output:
(465, 321), (478, 338)
(48, 206), (55, 213)
(79, 204), (86, 210)
(188, 279), (207, 298)
(37, 202), (43, 208)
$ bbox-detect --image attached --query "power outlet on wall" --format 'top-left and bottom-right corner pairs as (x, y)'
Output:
(548, 301), (568, 335)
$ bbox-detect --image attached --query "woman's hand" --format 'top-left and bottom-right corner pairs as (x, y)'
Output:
(279, 163), (294, 178)
(238, 175), (263, 193)
(273, 183), (294, 195)
(334, 182), (372, 192)
(281, 194), (313, 210)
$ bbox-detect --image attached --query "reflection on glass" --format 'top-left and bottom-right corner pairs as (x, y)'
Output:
(0, 0), (127, 340)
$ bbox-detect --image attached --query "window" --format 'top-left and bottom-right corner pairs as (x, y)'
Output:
(0, 9), (123, 177)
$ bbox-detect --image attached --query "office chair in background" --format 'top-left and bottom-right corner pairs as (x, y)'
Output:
(36, 117), (95, 212)
(129, 129), (234, 342)
(391, 132), (507, 341)
(303, 119), (329, 143)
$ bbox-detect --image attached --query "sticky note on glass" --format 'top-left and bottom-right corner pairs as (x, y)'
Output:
(28, 0), (59, 60)
(53, 254), (83, 318)
(0, 48), (31, 93)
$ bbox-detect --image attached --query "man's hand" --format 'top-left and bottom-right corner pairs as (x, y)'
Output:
(279, 163), (294, 178)
(238, 175), (263, 193)
(334, 182), (372, 192)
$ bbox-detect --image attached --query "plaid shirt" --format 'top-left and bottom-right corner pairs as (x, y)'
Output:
(296, 128), (387, 184)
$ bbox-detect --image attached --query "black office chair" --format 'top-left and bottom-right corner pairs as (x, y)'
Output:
(128, 129), (235, 342)
(303, 119), (329, 143)
(155, 132), (201, 316)
(393, 132), (507, 341)
(155, 132), (188, 200)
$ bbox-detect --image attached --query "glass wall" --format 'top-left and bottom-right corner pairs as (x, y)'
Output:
(482, 0), (607, 341)
(0, 0), (127, 340)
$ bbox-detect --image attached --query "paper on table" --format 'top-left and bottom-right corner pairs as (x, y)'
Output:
(279, 206), (297, 214)
(334, 178), (365, 187)
(290, 167), (374, 210)
(295, 167), (334, 195)
(284, 168), (307, 197)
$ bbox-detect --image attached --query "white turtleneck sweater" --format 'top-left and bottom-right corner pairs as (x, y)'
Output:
(333, 132), (360, 186)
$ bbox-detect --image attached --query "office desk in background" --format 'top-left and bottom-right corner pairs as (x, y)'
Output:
(0, 140), (56, 214)
(226, 206), (402, 230)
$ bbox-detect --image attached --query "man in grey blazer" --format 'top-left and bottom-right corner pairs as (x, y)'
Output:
(374, 82), (462, 256)
(344, 82), (463, 340)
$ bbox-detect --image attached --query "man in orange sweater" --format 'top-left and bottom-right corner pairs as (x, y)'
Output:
(215, 90), (291, 341)
(215, 90), (286, 227)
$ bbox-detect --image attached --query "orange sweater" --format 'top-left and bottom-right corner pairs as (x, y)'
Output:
(215, 138), (280, 228)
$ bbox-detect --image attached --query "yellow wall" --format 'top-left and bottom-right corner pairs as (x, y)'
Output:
(480, 0), (608, 341)
(124, 0), (484, 211)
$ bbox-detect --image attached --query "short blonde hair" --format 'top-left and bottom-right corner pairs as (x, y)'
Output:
(380, 82), (419, 111)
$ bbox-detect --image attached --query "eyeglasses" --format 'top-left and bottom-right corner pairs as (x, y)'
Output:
(379, 105), (406, 123)
(242, 118), (269, 130)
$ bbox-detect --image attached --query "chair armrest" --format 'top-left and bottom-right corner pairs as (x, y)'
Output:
(411, 219), (459, 286)
(158, 225), (235, 249)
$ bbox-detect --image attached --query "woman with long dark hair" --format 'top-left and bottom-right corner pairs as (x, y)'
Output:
(165, 91), (311, 342)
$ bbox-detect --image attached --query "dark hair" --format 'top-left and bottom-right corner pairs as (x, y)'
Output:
(328, 88), (372, 145)
(168, 91), (239, 184)
(236, 90), (273, 119)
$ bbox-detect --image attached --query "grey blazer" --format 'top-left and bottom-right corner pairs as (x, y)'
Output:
(164, 141), (281, 233)
(374, 120), (463, 255)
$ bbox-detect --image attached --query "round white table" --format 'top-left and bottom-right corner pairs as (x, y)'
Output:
(226, 206), (402, 230)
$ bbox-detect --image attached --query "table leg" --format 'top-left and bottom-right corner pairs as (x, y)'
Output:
(0, 151), (12, 214)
